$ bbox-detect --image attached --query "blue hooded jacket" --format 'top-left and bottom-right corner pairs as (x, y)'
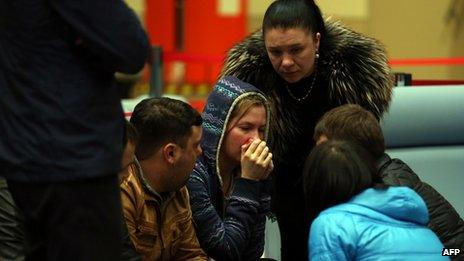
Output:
(187, 76), (271, 260)
(309, 187), (448, 260)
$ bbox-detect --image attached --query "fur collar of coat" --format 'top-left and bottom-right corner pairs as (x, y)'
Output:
(220, 18), (394, 165)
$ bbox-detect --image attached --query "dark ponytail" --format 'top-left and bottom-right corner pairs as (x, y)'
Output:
(262, 0), (326, 40)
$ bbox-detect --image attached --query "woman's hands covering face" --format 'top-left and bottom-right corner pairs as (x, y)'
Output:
(240, 138), (274, 181)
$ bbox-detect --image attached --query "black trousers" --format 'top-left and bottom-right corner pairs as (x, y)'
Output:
(8, 174), (123, 261)
(272, 168), (310, 261)
(274, 193), (309, 261)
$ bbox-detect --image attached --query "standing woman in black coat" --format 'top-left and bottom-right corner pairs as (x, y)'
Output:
(220, 0), (394, 259)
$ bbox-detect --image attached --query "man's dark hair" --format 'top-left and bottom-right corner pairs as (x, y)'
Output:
(123, 119), (139, 149)
(130, 97), (202, 160)
(262, 0), (326, 42)
(303, 140), (385, 218)
(314, 104), (385, 160)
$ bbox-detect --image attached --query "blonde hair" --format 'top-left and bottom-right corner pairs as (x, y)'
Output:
(227, 94), (268, 130)
(216, 92), (270, 179)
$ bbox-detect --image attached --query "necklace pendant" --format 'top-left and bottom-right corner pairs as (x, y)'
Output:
(285, 71), (317, 102)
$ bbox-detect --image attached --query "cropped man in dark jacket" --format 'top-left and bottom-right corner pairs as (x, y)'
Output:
(378, 154), (464, 256)
(0, 0), (149, 260)
(314, 104), (464, 259)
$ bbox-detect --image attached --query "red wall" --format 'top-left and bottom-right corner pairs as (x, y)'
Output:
(146, 0), (175, 52)
(146, 0), (247, 85)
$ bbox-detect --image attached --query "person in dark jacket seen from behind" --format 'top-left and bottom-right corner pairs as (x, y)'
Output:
(304, 140), (447, 260)
(0, 0), (149, 260)
(314, 104), (464, 259)
(220, 0), (393, 259)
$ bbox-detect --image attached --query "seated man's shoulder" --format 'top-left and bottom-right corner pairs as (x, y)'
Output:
(120, 166), (146, 210)
(379, 154), (421, 186)
(120, 165), (142, 192)
(178, 186), (189, 197)
(172, 186), (193, 211)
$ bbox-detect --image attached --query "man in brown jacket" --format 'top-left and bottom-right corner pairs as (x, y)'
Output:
(121, 97), (207, 261)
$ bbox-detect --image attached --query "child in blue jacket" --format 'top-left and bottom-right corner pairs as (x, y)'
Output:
(303, 140), (447, 260)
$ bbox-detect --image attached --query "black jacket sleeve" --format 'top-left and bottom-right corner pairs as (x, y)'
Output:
(416, 181), (464, 254)
(378, 154), (464, 258)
